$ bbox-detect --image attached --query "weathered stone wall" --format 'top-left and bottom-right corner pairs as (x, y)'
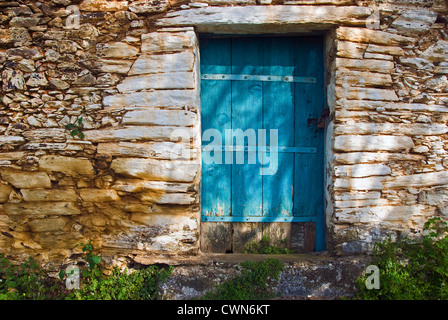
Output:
(0, 0), (447, 265)
(328, 2), (448, 254)
(0, 0), (201, 266)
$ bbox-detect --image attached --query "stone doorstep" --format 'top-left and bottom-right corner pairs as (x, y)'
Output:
(137, 253), (369, 300)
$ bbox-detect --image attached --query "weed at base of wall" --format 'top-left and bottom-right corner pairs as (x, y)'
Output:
(199, 258), (284, 300)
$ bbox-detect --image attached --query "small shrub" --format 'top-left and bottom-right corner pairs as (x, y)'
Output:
(200, 258), (284, 300)
(64, 265), (172, 300)
(1, 240), (173, 300)
(355, 217), (448, 300)
(0, 255), (65, 300)
(60, 240), (173, 300)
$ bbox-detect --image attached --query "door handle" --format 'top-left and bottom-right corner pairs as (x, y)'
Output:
(307, 117), (325, 128)
(307, 107), (329, 128)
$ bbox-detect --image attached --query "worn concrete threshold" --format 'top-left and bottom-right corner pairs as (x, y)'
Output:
(151, 252), (369, 300)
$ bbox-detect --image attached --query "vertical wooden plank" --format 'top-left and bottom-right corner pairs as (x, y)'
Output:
(262, 222), (291, 250)
(200, 222), (232, 253)
(231, 37), (263, 218)
(200, 38), (232, 219)
(303, 222), (316, 252)
(262, 37), (295, 219)
(231, 37), (264, 250)
(261, 37), (295, 247)
(233, 222), (262, 253)
(293, 36), (326, 251)
(290, 222), (304, 252)
(290, 222), (315, 253)
(200, 37), (233, 252)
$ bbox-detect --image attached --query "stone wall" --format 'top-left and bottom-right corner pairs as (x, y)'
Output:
(0, 0), (447, 266)
(0, 0), (201, 266)
(328, 3), (448, 254)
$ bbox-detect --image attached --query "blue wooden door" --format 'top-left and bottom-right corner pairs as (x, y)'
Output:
(200, 36), (326, 252)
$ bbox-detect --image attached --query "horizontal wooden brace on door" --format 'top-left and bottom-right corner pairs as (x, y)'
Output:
(201, 146), (317, 153)
(201, 74), (316, 83)
(201, 216), (317, 223)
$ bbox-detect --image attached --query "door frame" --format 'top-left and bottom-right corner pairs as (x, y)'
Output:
(197, 32), (333, 253)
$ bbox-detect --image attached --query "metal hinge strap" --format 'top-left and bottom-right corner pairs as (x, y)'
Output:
(201, 74), (316, 83)
(201, 146), (316, 153)
(201, 216), (317, 223)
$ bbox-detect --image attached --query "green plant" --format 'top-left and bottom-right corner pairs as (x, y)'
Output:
(200, 258), (284, 300)
(59, 240), (173, 300)
(245, 236), (292, 254)
(65, 117), (84, 140)
(77, 240), (102, 272)
(355, 217), (448, 300)
(0, 255), (66, 300)
(1, 240), (173, 300)
(59, 240), (102, 282)
(68, 265), (173, 300)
